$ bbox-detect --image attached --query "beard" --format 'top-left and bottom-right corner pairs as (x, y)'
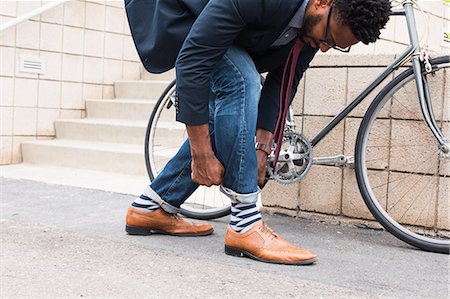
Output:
(299, 13), (323, 46)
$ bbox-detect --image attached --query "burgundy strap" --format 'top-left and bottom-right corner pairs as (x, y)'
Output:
(272, 38), (304, 166)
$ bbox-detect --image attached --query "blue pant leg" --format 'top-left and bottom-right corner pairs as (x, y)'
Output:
(210, 47), (261, 200)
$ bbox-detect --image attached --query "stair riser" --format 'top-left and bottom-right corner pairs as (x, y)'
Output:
(85, 101), (156, 121)
(55, 121), (185, 145)
(55, 122), (147, 144)
(115, 82), (172, 99)
(141, 69), (175, 81)
(22, 143), (147, 176)
(86, 101), (176, 123)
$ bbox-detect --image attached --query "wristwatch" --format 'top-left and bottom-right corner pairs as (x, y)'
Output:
(255, 142), (271, 155)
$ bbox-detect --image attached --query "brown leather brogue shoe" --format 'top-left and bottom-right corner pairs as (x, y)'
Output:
(126, 207), (214, 236)
(225, 221), (317, 265)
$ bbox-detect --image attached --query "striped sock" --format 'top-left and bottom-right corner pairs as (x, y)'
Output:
(230, 202), (262, 233)
(130, 186), (160, 212)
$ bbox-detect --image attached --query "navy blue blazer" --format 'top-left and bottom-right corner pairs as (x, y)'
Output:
(125, 0), (318, 132)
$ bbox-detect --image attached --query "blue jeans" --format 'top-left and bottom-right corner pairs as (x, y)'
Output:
(148, 47), (261, 213)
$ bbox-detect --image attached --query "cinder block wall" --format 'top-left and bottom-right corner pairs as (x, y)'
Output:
(0, 0), (141, 164)
(261, 53), (449, 232)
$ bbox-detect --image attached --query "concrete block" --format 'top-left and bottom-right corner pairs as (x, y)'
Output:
(391, 69), (445, 121)
(123, 35), (140, 62)
(0, 136), (12, 165)
(84, 29), (105, 57)
(40, 2), (64, 24)
(261, 180), (299, 210)
(63, 26), (84, 55)
(390, 120), (440, 175)
(299, 165), (342, 215)
(13, 107), (37, 135)
(103, 59), (123, 85)
(40, 23), (63, 52)
(14, 78), (38, 108)
(61, 82), (83, 109)
(104, 33), (123, 60)
(37, 109), (59, 136)
(62, 54), (83, 82)
(63, 0), (85, 27)
(82, 84), (103, 101)
(304, 67), (347, 116)
(347, 67), (392, 118)
(123, 61), (141, 81)
(16, 20), (39, 49)
(1, 77), (14, 107)
(60, 109), (81, 119)
(437, 177), (449, 230)
(342, 168), (388, 220)
(292, 76), (305, 115)
(39, 51), (62, 81)
(83, 56), (103, 84)
(346, 118), (390, 170)
(105, 6), (124, 34)
(387, 172), (438, 228)
(310, 53), (396, 67)
(85, 2), (105, 31)
(0, 1), (17, 16)
(302, 116), (344, 158)
(38, 80), (61, 109)
(1, 107), (13, 135)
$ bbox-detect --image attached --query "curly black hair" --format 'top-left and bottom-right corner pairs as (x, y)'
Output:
(332, 0), (391, 44)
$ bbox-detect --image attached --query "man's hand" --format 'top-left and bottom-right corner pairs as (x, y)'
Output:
(256, 128), (274, 188)
(191, 153), (224, 187)
(257, 150), (268, 187)
(186, 124), (224, 187)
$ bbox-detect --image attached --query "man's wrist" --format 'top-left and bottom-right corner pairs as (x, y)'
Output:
(255, 142), (272, 155)
(186, 124), (214, 157)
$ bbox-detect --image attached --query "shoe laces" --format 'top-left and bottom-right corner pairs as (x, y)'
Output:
(260, 222), (278, 240)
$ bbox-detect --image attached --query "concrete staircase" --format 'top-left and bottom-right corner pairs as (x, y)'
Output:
(20, 71), (176, 179)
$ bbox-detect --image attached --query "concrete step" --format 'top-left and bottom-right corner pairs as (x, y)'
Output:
(85, 99), (176, 123)
(0, 163), (148, 195)
(85, 99), (157, 121)
(55, 119), (147, 144)
(55, 119), (186, 145)
(141, 68), (175, 81)
(21, 139), (147, 176)
(114, 80), (173, 99)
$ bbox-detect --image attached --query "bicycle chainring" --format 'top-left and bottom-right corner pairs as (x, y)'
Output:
(266, 132), (313, 184)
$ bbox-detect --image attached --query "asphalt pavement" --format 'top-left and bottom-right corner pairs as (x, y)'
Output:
(1, 177), (448, 298)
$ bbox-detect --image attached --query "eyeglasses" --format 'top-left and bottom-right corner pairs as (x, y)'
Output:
(319, 6), (352, 53)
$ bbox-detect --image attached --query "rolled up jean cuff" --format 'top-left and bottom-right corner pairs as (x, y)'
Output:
(220, 186), (260, 204)
(145, 186), (180, 214)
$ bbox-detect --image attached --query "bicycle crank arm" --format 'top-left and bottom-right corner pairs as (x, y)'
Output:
(312, 155), (354, 167)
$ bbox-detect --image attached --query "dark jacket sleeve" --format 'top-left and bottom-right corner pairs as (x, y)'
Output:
(257, 45), (318, 133)
(175, 0), (279, 125)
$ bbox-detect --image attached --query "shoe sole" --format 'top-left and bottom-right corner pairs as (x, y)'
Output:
(224, 245), (317, 265)
(125, 225), (213, 237)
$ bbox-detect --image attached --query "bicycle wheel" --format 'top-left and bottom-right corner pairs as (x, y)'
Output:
(355, 55), (450, 253)
(144, 79), (231, 220)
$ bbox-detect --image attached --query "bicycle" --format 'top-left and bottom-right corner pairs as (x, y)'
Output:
(144, 0), (449, 254)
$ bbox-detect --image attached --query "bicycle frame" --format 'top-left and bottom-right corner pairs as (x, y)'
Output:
(291, 0), (449, 162)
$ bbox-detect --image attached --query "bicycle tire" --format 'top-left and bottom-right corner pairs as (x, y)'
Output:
(355, 55), (450, 254)
(144, 79), (231, 220)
